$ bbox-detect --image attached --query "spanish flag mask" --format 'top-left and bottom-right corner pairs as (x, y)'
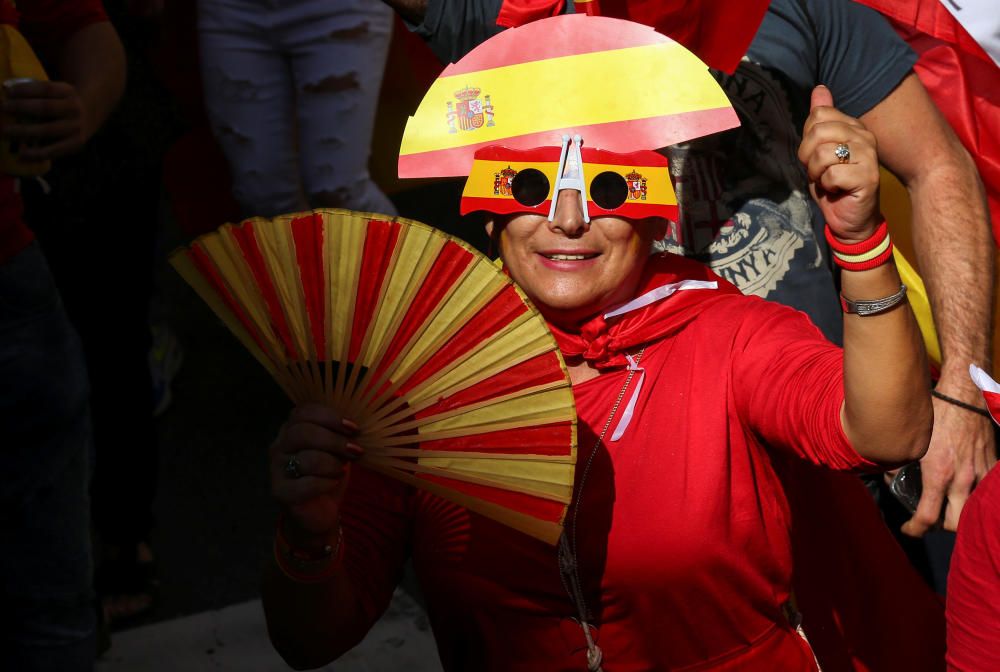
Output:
(461, 141), (677, 222)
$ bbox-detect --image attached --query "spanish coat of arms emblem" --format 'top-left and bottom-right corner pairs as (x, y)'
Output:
(493, 165), (517, 196)
(625, 169), (647, 201)
(447, 86), (495, 133)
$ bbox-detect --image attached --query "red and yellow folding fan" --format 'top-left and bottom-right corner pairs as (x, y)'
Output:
(170, 210), (576, 544)
(398, 13), (739, 178)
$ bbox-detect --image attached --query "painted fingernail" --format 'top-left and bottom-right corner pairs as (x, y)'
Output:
(345, 442), (364, 456)
(341, 418), (360, 431)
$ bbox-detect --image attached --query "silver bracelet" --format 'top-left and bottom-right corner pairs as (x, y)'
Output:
(840, 283), (907, 316)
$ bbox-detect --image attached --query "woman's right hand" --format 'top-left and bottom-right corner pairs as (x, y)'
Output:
(269, 404), (364, 548)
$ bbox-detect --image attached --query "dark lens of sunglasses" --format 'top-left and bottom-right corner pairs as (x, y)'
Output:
(511, 169), (550, 207)
(589, 171), (629, 210)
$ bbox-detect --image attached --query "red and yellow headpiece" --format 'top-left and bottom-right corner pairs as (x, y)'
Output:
(397, 14), (739, 223)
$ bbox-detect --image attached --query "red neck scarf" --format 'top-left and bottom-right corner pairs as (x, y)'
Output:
(547, 253), (742, 370)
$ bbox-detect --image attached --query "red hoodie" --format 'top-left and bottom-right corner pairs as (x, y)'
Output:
(299, 253), (945, 671)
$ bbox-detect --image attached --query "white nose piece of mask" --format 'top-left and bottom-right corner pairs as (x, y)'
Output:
(548, 134), (590, 223)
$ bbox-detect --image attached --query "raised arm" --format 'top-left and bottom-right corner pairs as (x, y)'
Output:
(799, 85), (932, 464)
(860, 73), (996, 535)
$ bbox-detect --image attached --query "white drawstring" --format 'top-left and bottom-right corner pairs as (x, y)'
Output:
(604, 279), (718, 319)
(602, 280), (720, 441)
(610, 353), (645, 441)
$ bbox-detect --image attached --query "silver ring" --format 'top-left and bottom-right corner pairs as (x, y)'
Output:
(834, 143), (850, 164)
(284, 455), (303, 479)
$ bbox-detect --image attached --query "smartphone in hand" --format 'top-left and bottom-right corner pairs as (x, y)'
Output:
(889, 462), (922, 514)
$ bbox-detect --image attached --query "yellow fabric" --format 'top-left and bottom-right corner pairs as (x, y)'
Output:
(880, 168), (1000, 373)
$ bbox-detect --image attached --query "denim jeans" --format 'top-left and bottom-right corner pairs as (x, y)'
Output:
(198, 0), (395, 218)
(0, 242), (95, 671)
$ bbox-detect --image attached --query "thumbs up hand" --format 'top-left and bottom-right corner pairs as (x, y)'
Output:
(798, 85), (882, 242)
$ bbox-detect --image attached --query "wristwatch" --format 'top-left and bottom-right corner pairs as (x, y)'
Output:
(840, 283), (907, 316)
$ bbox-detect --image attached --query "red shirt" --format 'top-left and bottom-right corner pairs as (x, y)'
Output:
(320, 255), (942, 670)
(0, 0), (108, 264)
(947, 466), (1000, 671)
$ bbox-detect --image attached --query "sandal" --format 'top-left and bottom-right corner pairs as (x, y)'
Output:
(96, 541), (159, 629)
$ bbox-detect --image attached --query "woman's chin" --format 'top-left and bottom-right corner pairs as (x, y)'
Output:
(535, 301), (604, 330)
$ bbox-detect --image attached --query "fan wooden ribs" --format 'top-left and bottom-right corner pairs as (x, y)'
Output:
(171, 209), (577, 544)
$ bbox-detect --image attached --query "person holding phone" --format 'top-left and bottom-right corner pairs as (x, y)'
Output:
(0, 1), (125, 669)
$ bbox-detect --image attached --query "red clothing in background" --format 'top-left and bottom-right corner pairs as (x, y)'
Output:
(947, 466), (1000, 671)
(0, 0), (108, 264)
(13, 0), (108, 54)
(317, 254), (943, 670)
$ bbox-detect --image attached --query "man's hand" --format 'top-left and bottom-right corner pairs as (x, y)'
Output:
(859, 73), (996, 534)
(902, 372), (997, 537)
(1, 79), (88, 161)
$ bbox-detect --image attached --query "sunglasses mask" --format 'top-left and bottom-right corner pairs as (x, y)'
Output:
(461, 135), (678, 223)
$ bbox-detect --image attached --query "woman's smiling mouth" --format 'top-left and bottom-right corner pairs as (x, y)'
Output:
(540, 252), (600, 261)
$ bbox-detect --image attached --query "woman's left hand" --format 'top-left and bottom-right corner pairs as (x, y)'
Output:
(798, 85), (881, 242)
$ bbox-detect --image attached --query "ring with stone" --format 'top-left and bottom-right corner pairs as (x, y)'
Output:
(284, 455), (303, 479)
(834, 143), (851, 164)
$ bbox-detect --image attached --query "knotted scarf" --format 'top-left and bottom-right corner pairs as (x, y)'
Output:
(546, 252), (742, 369)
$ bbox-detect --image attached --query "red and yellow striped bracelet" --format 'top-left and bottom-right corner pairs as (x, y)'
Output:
(824, 219), (893, 271)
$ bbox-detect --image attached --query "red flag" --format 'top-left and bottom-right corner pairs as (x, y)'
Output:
(579, 0), (770, 73)
(497, 0), (770, 74)
(856, 0), (1000, 247)
(497, 0), (565, 28)
(970, 364), (1000, 426)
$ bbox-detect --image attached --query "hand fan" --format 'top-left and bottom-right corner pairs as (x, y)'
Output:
(170, 209), (576, 544)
